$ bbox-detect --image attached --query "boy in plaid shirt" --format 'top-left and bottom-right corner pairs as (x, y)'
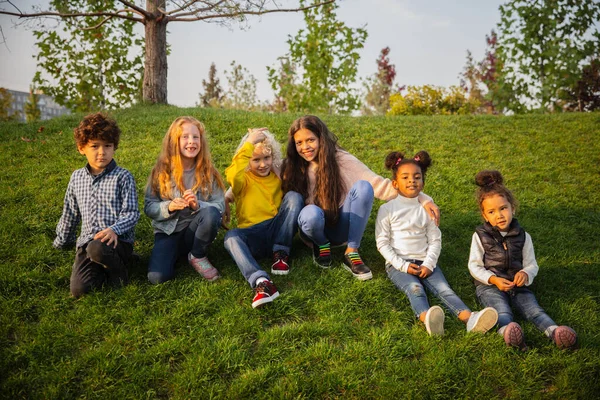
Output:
(54, 113), (140, 297)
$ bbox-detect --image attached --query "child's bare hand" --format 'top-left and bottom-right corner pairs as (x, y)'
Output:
(246, 128), (267, 144)
(513, 271), (529, 287)
(490, 276), (515, 291)
(425, 202), (440, 226)
(407, 263), (421, 276)
(94, 228), (118, 248)
(183, 189), (199, 210)
(418, 266), (433, 278)
(168, 198), (188, 212)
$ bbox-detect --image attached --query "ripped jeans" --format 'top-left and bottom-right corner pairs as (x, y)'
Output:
(386, 261), (471, 318)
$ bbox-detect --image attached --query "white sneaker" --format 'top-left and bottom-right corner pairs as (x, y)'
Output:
(425, 305), (445, 336)
(466, 307), (498, 333)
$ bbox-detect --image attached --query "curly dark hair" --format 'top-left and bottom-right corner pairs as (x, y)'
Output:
(384, 150), (432, 182)
(474, 170), (518, 213)
(74, 112), (121, 149)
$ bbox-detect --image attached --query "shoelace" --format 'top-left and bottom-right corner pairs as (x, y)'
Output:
(345, 252), (364, 266)
(273, 250), (288, 262)
(318, 243), (331, 258)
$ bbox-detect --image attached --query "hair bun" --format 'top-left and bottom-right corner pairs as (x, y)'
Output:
(475, 170), (504, 187)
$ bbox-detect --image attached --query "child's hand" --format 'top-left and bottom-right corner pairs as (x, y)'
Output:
(489, 276), (515, 291)
(513, 271), (529, 287)
(407, 263), (421, 276)
(418, 266), (433, 278)
(183, 189), (199, 210)
(94, 228), (118, 248)
(222, 197), (232, 229)
(422, 201), (440, 226)
(246, 128), (267, 144)
(168, 198), (189, 212)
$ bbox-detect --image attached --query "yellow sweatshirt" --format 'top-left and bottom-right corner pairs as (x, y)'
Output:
(225, 141), (282, 228)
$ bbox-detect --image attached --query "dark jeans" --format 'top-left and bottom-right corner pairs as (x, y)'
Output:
(147, 206), (221, 284)
(224, 191), (303, 287)
(70, 239), (133, 298)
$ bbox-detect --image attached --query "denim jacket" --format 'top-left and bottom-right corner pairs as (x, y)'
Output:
(144, 180), (224, 235)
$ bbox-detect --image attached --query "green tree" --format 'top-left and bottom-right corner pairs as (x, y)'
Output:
(32, 0), (143, 112)
(559, 57), (600, 111)
(267, 0), (367, 114)
(1, 1), (334, 105)
(199, 63), (224, 107)
(497, 0), (600, 112)
(24, 87), (41, 122)
(362, 47), (396, 115)
(0, 88), (19, 122)
(222, 61), (258, 111)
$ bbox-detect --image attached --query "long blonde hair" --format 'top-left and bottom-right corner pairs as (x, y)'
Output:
(148, 116), (225, 199)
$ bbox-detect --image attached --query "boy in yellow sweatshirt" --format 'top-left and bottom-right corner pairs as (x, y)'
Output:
(224, 129), (303, 308)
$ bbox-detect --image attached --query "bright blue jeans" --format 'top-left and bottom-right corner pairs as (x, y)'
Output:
(298, 180), (374, 249)
(224, 191), (303, 287)
(147, 206), (221, 284)
(386, 261), (471, 318)
(476, 284), (556, 333)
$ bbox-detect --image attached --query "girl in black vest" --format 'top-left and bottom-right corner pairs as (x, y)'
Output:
(468, 170), (577, 350)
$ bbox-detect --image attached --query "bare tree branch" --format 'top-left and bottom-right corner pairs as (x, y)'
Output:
(0, 9), (143, 24)
(161, 0), (227, 18)
(116, 0), (151, 18)
(169, 0), (335, 22)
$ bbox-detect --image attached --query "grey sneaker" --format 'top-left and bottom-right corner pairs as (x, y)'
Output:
(188, 253), (220, 281)
(425, 305), (445, 336)
(466, 307), (498, 333)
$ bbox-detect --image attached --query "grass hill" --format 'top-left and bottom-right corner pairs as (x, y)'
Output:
(1, 105), (599, 398)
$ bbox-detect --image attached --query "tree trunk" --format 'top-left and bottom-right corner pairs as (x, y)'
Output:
(143, 0), (168, 104)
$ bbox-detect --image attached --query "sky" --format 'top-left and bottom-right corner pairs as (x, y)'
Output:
(0, 0), (506, 107)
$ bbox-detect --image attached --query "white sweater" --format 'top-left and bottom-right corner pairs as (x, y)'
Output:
(375, 195), (441, 272)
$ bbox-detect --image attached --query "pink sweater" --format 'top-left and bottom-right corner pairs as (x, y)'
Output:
(306, 149), (432, 206)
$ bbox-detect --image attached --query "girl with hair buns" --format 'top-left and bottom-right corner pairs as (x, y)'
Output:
(282, 115), (440, 281)
(145, 116), (225, 284)
(469, 170), (577, 349)
(376, 151), (498, 336)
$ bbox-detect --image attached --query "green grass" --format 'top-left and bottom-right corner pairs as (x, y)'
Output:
(1, 105), (599, 399)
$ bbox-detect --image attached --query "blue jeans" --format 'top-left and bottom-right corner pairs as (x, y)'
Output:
(476, 284), (556, 334)
(298, 180), (374, 249)
(224, 191), (303, 287)
(147, 206), (221, 284)
(386, 262), (471, 318)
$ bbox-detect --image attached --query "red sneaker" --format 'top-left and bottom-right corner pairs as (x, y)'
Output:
(271, 250), (290, 275)
(252, 280), (279, 309)
(503, 322), (526, 350)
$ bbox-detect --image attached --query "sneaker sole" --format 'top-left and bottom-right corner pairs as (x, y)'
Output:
(554, 326), (577, 349)
(313, 257), (332, 269)
(252, 291), (280, 309)
(470, 307), (498, 333)
(203, 273), (220, 282)
(425, 305), (445, 336)
(504, 323), (525, 348)
(271, 269), (289, 275)
(341, 263), (373, 280)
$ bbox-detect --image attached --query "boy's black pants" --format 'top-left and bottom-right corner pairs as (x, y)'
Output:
(70, 239), (133, 298)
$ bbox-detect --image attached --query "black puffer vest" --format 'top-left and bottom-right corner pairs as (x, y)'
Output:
(475, 219), (526, 284)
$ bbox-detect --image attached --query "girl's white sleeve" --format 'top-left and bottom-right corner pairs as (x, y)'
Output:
(421, 219), (441, 271)
(522, 232), (539, 285)
(468, 233), (495, 285)
(375, 205), (409, 272)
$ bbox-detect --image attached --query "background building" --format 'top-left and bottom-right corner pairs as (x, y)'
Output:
(7, 89), (70, 122)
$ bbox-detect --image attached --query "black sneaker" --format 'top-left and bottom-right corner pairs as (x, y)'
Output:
(342, 252), (373, 280)
(312, 242), (332, 268)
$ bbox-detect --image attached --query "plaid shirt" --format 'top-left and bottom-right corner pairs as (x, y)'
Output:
(54, 160), (140, 249)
